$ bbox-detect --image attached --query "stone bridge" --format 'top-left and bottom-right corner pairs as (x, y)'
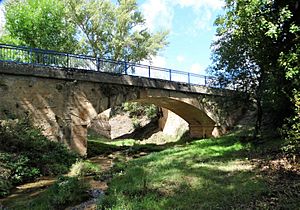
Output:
(0, 62), (245, 155)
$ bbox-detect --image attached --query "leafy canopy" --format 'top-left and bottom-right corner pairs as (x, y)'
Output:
(2, 0), (78, 52)
(2, 0), (168, 63)
(64, 0), (168, 61)
(210, 0), (300, 138)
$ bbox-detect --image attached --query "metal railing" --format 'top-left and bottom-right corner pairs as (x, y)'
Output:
(0, 43), (217, 87)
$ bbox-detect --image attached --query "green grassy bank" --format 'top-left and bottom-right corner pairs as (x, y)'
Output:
(99, 135), (299, 209)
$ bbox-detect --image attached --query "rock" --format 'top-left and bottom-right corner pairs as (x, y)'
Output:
(66, 189), (105, 210)
(87, 188), (104, 198)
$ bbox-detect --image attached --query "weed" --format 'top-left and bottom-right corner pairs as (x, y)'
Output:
(12, 176), (90, 210)
(68, 160), (101, 177)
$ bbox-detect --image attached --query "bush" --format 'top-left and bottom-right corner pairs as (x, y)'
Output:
(0, 118), (78, 197)
(281, 90), (300, 158)
(0, 164), (12, 197)
(0, 152), (40, 184)
(24, 176), (89, 210)
(0, 118), (78, 175)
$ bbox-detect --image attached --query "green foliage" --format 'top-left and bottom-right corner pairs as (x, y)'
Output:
(2, 0), (168, 66)
(122, 102), (158, 119)
(0, 118), (78, 197)
(131, 116), (141, 129)
(0, 178), (12, 197)
(210, 0), (300, 138)
(0, 163), (13, 197)
(64, 0), (168, 63)
(144, 104), (158, 119)
(281, 90), (300, 155)
(19, 176), (89, 210)
(68, 160), (101, 177)
(87, 139), (122, 158)
(3, 0), (78, 52)
(0, 152), (40, 185)
(0, 118), (78, 175)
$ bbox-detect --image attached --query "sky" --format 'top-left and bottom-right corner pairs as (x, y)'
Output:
(0, 0), (225, 76)
(137, 0), (225, 75)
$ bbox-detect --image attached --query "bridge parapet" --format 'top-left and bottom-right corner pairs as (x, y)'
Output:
(0, 44), (218, 88)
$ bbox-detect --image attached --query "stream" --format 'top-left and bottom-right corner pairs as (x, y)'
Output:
(0, 154), (115, 210)
(0, 150), (150, 210)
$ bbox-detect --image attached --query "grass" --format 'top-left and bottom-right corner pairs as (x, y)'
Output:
(98, 135), (299, 209)
(87, 137), (167, 158)
(6, 176), (90, 210)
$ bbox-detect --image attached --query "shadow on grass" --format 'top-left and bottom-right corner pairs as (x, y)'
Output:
(100, 165), (270, 210)
(98, 134), (300, 210)
(87, 131), (196, 158)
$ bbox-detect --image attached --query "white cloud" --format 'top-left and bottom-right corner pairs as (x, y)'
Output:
(137, 55), (169, 79)
(148, 55), (169, 80)
(141, 0), (174, 32)
(140, 0), (224, 33)
(149, 55), (167, 67)
(194, 9), (212, 31)
(176, 55), (185, 63)
(177, 0), (224, 10)
(190, 63), (205, 74)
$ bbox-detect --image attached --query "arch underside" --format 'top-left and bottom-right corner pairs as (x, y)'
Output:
(133, 97), (218, 138)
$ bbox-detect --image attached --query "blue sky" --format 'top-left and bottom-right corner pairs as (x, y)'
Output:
(0, 0), (224, 76)
(138, 0), (225, 75)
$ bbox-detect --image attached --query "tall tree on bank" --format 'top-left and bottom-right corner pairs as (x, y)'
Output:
(210, 0), (300, 139)
(64, 0), (168, 62)
(1, 0), (168, 64)
(2, 0), (78, 52)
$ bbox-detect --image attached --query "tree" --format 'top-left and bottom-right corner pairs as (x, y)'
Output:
(2, 0), (168, 67)
(210, 0), (300, 138)
(2, 0), (78, 52)
(64, 0), (168, 63)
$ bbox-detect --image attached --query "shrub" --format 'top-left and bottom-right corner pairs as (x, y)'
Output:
(26, 176), (89, 210)
(0, 118), (78, 197)
(281, 90), (300, 158)
(0, 152), (40, 184)
(0, 118), (78, 176)
(0, 164), (12, 197)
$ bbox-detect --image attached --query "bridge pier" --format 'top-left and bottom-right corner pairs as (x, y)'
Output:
(70, 124), (88, 156)
(189, 124), (221, 139)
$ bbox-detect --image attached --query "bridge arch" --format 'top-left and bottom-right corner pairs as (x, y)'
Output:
(132, 97), (218, 138)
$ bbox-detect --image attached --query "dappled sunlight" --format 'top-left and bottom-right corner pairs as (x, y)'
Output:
(98, 136), (271, 209)
(205, 160), (254, 172)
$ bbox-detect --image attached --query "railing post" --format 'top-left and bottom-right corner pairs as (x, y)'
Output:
(29, 48), (32, 64)
(188, 73), (190, 84)
(148, 66), (151, 78)
(124, 61), (128, 74)
(42, 52), (45, 65)
(67, 53), (69, 68)
(169, 69), (172, 81)
(97, 57), (100, 71)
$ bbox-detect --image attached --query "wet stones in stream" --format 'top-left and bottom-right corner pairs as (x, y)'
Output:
(66, 188), (105, 210)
